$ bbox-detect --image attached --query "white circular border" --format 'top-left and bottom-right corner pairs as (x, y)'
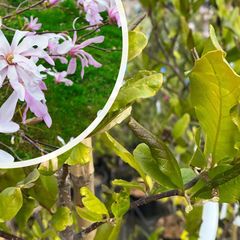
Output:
(0, 0), (128, 169)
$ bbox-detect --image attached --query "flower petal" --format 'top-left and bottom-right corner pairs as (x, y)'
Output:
(0, 150), (14, 164)
(67, 58), (77, 74)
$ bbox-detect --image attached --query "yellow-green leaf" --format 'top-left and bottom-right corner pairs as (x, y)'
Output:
(128, 31), (148, 61)
(111, 71), (163, 112)
(80, 187), (109, 217)
(190, 50), (240, 164)
(52, 207), (73, 232)
(66, 143), (91, 166)
(0, 187), (23, 222)
(101, 132), (146, 181)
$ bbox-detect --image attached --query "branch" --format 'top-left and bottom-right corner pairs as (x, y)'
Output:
(0, 231), (23, 240)
(129, 12), (147, 31)
(74, 175), (201, 239)
(57, 164), (74, 240)
(2, 0), (45, 20)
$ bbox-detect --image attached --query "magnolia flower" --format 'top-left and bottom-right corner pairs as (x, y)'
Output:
(67, 32), (104, 78)
(78, 0), (104, 26)
(49, 71), (73, 86)
(0, 30), (54, 127)
(78, 0), (121, 27)
(0, 91), (19, 163)
(24, 16), (42, 31)
(50, 32), (104, 78)
(107, 1), (121, 27)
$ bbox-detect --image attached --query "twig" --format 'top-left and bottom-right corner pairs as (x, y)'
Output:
(2, 0), (45, 20)
(0, 141), (23, 161)
(129, 12), (147, 31)
(0, 230), (24, 240)
(58, 164), (74, 240)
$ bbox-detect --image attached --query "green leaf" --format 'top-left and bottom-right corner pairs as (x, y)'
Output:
(190, 50), (240, 165)
(129, 118), (183, 189)
(38, 158), (60, 175)
(101, 132), (146, 181)
(66, 143), (91, 166)
(134, 144), (180, 189)
(112, 179), (145, 192)
(108, 219), (122, 240)
(76, 206), (104, 222)
(80, 187), (109, 217)
(172, 113), (190, 139)
(111, 190), (130, 219)
(180, 168), (197, 185)
(192, 164), (240, 202)
(15, 198), (35, 230)
(128, 31), (148, 61)
(91, 107), (132, 136)
(230, 103), (240, 130)
(111, 71), (163, 112)
(52, 207), (73, 232)
(202, 25), (223, 55)
(0, 187), (23, 222)
(190, 128), (207, 168)
(29, 175), (58, 209)
(17, 169), (40, 189)
(185, 206), (203, 237)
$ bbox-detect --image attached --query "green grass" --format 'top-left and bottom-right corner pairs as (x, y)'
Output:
(0, 0), (122, 160)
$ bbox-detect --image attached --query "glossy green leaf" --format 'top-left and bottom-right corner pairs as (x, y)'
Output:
(76, 206), (104, 222)
(111, 190), (130, 219)
(29, 175), (58, 209)
(129, 118), (183, 189)
(230, 103), (240, 130)
(190, 128), (207, 168)
(15, 198), (35, 230)
(38, 158), (60, 176)
(181, 168), (197, 185)
(202, 25), (223, 55)
(0, 187), (23, 222)
(172, 113), (190, 139)
(111, 71), (163, 112)
(66, 143), (91, 166)
(17, 169), (40, 189)
(101, 132), (146, 181)
(192, 164), (240, 202)
(134, 144), (180, 189)
(91, 107), (132, 136)
(112, 179), (145, 192)
(128, 31), (148, 61)
(52, 207), (73, 231)
(80, 187), (109, 217)
(185, 206), (203, 237)
(190, 50), (240, 165)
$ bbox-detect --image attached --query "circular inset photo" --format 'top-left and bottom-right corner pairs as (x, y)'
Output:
(0, 0), (128, 168)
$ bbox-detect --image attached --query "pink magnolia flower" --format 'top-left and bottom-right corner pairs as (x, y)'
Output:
(78, 0), (104, 26)
(24, 16), (42, 31)
(49, 71), (73, 86)
(0, 30), (54, 127)
(78, 0), (121, 27)
(48, 32), (104, 78)
(67, 32), (104, 78)
(0, 91), (19, 163)
(107, 1), (121, 27)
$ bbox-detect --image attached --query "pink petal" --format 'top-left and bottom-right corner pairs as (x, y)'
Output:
(79, 36), (104, 48)
(67, 58), (77, 74)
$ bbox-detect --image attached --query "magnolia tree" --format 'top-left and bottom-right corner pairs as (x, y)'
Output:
(0, 0), (120, 163)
